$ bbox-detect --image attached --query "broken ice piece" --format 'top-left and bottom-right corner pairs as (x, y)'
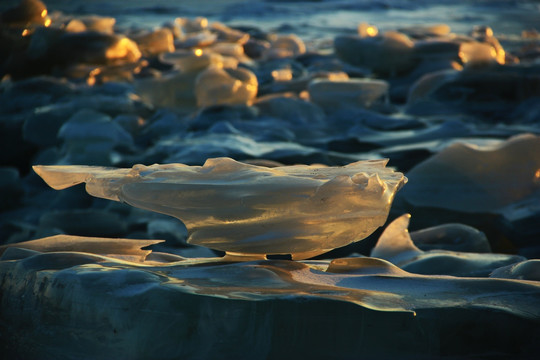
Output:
(195, 66), (258, 107)
(33, 158), (406, 260)
(371, 214), (524, 277)
(399, 133), (540, 213)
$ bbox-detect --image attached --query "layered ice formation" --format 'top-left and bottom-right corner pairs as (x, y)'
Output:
(33, 157), (406, 259)
(1, 234), (540, 359)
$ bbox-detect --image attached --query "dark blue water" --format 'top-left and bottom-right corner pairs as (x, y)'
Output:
(2, 0), (538, 44)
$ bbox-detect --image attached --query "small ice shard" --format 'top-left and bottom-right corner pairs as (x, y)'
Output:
(469, 25), (506, 64)
(399, 133), (540, 213)
(0, 235), (164, 262)
(132, 28), (175, 56)
(308, 78), (389, 109)
(371, 214), (524, 277)
(63, 18), (87, 33)
(33, 158), (406, 260)
(459, 41), (500, 67)
(490, 260), (540, 281)
(195, 66), (258, 107)
(371, 214), (423, 266)
(334, 31), (415, 75)
(104, 35), (142, 63)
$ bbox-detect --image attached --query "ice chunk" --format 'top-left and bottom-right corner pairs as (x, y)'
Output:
(132, 28), (175, 56)
(195, 66), (258, 107)
(398, 24), (451, 38)
(334, 31), (415, 75)
(410, 223), (491, 253)
(406, 66), (540, 118)
(160, 48), (223, 73)
(308, 78), (389, 109)
(459, 41), (500, 66)
(264, 34), (306, 59)
(138, 48), (228, 109)
(33, 158), (406, 260)
(57, 109), (134, 165)
(399, 133), (540, 213)
(371, 214), (423, 266)
(371, 214), (524, 277)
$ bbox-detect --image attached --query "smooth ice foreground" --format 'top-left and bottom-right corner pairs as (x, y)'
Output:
(33, 157), (406, 259)
(1, 234), (540, 359)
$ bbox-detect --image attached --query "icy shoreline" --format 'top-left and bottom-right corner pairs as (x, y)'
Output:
(1, 0), (540, 358)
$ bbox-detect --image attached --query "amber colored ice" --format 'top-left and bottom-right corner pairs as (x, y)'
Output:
(33, 157), (406, 260)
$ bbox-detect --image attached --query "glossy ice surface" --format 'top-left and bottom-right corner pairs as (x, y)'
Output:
(2, 235), (540, 359)
(34, 157), (406, 259)
(400, 134), (540, 213)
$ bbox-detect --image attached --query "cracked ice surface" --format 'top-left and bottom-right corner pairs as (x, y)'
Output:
(33, 157), (406, 260)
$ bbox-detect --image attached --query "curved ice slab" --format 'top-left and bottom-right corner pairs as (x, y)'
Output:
(33, 158), (406, 260)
